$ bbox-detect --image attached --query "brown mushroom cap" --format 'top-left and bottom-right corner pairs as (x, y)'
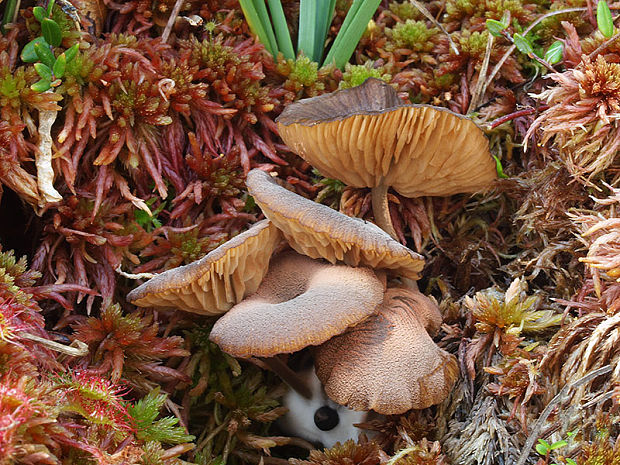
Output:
(246, 169), (424, 280)
(209, 251), (385, 358)
(315, 288), (458, 414)
(127, 220), (281, 315)
(276, 78), (496, 197)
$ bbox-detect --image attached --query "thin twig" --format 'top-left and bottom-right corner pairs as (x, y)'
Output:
(482, 8), (588, 101)
(515, 365), (612, 465)
(115, 265), (155, 280)
(468, 32), (494, 113)
(161, 0), (184, 43)
(588, 30), (620, 58)
(409, 0), (459, 55)
(19, 331), (89, 357)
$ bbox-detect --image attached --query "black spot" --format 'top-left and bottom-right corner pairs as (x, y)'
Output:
(314, 406), (339, 431)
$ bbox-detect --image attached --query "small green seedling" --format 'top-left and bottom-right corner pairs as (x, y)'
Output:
(492, 154), (509, 179)
(20, 0), (79, 92)
(597, 0), (615, 38)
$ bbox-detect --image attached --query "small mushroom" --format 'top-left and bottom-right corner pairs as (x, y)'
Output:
(314, 288), (458, 415)
(245, 169), (424, 280)
(127, 220), (281, 315)
(276, 78), (496, 239)
(209, 251), (385, 358)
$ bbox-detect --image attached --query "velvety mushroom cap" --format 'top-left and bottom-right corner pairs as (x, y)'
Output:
(245, 169), (424, 280)
(127, 220), (281, 315)
(209, 251), (385, 358)
(276, 78), (496, 197)
(315, 288), (459, 414)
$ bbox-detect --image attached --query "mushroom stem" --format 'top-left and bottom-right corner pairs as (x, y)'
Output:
(371, 183), (398, 240)
(260, 356), (313, 400)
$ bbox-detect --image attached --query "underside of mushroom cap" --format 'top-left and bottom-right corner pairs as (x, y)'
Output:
(245, 169), (424, 280)
(209, 251), (385, 358)
(276, 78), (496, 196)
(315, 288), (459, 414)
(127, 220), (281, 315)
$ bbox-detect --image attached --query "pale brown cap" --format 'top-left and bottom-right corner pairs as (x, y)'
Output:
(315, 288), (459, 414)
(276, 78), (496, 197)
(245, 169), (425, 280)
(127, 220), (281, 315)
(209, 251), (385, 358)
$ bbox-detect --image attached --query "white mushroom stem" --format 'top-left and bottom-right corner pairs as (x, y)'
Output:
(36, 105), (63, 205)
(261, 356), (313, 400)
(371, 182), (398, 240)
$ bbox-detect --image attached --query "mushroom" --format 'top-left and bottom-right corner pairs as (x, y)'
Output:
(209, 251), (385, 357)
(127, 219), (281, 315)
(209, 250), (385, 399)
(245, 168), (425, 281)
(276, 77), (496, 239)
(314, 288), (458, 414)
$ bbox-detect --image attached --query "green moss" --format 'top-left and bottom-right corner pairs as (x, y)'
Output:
(387, 20), (438, 52)
(288, 55), (319, 87)
(388, 2), (423, 20)
(339, 62), (391, 89)
(458, 30), (490, 57)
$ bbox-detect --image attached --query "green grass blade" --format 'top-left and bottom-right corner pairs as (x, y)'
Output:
(323, 0), (363, 65)
(323, 0), (380, 69)
(298, 0), (317, 61)
(239, 0), (277, 56)
(253, 0), (279, 56)
(313, 0), (336, 64)
(268, 0), (295, 60)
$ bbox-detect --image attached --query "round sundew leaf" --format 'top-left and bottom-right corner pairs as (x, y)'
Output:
(127, 220), (282, 315)
(276, 78), (496, 197)
(245, 169), (425, 280)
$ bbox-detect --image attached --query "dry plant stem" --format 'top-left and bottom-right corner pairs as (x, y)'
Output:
(19, 331), (89, 356)
(588, 30), (620, 58)
(233, 451), (291, 465)
(409, 0), (459, 55)
(161, 0), (184, 43)
(372, 182), (399, 240)
(37, 104), (63, 205)
(481, 8), (587, 102)
(515, 365), (613, 465)
(468, 32), (494, 113)
(260, 356), (313, 400)
(115, 265), (156, 280)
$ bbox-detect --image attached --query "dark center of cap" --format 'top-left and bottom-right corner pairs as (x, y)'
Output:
(314, 406), (339, 431)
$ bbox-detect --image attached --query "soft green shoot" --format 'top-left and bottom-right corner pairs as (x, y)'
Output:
(492, 154), (508, 179)
(597, 0), (614, 38)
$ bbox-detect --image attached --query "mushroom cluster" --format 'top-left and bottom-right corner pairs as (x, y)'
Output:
(128, 77), (496, 438)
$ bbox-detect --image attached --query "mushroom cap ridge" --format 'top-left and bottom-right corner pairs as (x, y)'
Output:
(127, 219), (281, 315)
(209, 251), (385, 358)
(315, 288), (459, 414)
(276, 77), (496, 197)
(246, 169), (424, 280)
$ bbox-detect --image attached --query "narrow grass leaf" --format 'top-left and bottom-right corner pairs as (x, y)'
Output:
(323, 0), (380, 69)
(267, 0), (295, 59)
(239, 0), (276, 56)
(314, 0), (336, 64)
(298, 0), (317, 61)
(253, 0), (279, 57)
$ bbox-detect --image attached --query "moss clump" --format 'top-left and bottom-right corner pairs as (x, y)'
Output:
(339, 62), (391, 89)
(387, 20), (438, 52)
